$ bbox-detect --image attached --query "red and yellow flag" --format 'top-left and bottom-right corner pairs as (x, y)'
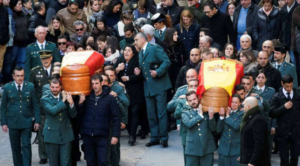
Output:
(61, 51), (105, 76)
(197, 59), (244, 100)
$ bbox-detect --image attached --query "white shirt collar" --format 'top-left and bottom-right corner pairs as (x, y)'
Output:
(159, 26), (166, 32)
(149, 37), (155, 44)
(44, 65), (51, 76)
(52, 93), (60, 100)
(142, 42), (148, 53)
(37, 40), (46, 50)
(14, 81), (24, 91)
(231, 109), (238, 113)
(282, 88), (293, 99)
(287, 0), (295, 12)
(256, 85), (265, 92)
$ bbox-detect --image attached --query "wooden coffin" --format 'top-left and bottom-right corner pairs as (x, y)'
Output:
(61, 64), (91, 95)
(201, 87), (229, 112)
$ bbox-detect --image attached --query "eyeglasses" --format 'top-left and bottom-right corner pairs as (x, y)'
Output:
(58, 42), (66, 45)
(76, 28), (84, 32)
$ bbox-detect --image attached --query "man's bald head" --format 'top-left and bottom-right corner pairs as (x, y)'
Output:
(186, 69), (198, 83)
(262, 40), (274, 56)
(244, 97), (258, 112)
(190, 48), (201, 64)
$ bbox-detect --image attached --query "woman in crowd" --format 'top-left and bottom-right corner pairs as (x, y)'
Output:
(113, 10), (135, 40)
(223, 43), (237, 59)
(91, 16), (113, 40)
(104, 45), (120, 64)
(211, 47), (222, 58)
(66, 41), (77, 54)
(96, 35), (107, 53)
(226, 2), (236, 22)
(102, 0), (123, 28)
(85, 0), (102, 31)
(217, 94), (244, 166)
(252, 0), (280, 51)
(21, 0), (33, 19)
(46, 15), (69, 45)
(10, 0), (30, 68)
(164, 28), (186, 90)
(278, 0), (286, 9)
(175, 10), (200, 57)
(239, 50), (257, 74)
(151, 13), (172, 41)
(114, 45), (144, 146)
(86, 42), (98, 51)
(85, 36), (94, 46)
(133, 0), (152, 22)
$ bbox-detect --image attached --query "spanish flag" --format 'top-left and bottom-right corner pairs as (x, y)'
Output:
(61, 51), (105, 76)
(197, 59), (244, 100)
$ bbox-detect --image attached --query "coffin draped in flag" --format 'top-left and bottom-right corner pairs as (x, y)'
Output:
(197, 59), (244, 112)
(60, 51), (105, 95)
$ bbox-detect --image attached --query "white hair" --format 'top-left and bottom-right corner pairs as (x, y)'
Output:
(35, 26), (46, 34)
(141, 24), (155, 37)
(240, 34), (252, 43)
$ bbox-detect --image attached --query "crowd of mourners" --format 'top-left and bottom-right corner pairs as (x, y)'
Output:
(1, 0), (300, 165)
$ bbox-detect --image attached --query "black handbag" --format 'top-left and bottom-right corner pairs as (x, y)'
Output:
(149, 62), (161, 70)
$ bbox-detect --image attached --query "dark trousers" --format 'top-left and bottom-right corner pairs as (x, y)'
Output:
(1, 46), (14, 84)
(127, 104), (141, 137)
(278, 136), (300, 166)
(83, 135), (109, 166)
(145, 91), (169, 142)
(109, 140), (120, 166)
(9, 128), (32, 166)
(139, 104), (149, 134)
(70, 116), (81, 166)
(38, 115), (48, 160)
(46, 142), (72, 166)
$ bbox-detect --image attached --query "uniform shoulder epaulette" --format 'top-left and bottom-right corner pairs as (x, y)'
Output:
(31, 66), (40, 71)
(47, 41), (55, 44)
(287, 62), (294, 67)
(150, 43), (157, 46)
(28, 43), (35, 46)
(267, 87), (276, 91)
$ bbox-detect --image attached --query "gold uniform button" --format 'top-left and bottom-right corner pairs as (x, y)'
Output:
(145, 72), (147, 74)
(229, 135), (231, 137)
(197, 123), (200, 126)
(60, 113), (62, 115)
(60, 119), (62, 121)
(198, 129), (200, 131)
(199, 134), (201, 136)
(229, 140), (231, 142)
(20, 101), (22, 102)
(20, 111), (22, 113)
(229, 129), (231, 131)
(48, 127), (50, 129)
(20, 95), (22, 97)
(20, 106), (22, 108)
(146, 78), (148, 79)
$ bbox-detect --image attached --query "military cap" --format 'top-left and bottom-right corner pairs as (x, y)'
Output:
(151, 13), (166, 24)
(274, 44), (289, 54)
(39, 50), (52, 59)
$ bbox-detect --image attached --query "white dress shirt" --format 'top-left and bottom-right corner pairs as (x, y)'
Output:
(142, 42), (148, 54)
(37, 40), (46, 50)
(44, 65), (51, 76)
(256, 85), (265, 92)
(287, 0), (295, 13)
(282, 88), (293, 99)
(14, 81), (24, 91)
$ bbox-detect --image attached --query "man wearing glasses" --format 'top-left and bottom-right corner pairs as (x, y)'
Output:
(70, 20), (90, 48)
(57, 35), (68, 57)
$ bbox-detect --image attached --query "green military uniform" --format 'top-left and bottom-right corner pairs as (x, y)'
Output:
(272, 61), (298, 89)
(167, 85), (188, 112)
(139, 42), (172, 142)
(154, 28), (166, 41)
(216, 109), (244, 166)
(40, 93), (77, 166)
(25, 41), (61, 80)
(119, 36), (135, 51)
(1, 81), (40, 166)
(107, 81), (129, 166)
(181, 109), (216, 166)
(29, 50), (53, 161)
(174, 98), (189, 165)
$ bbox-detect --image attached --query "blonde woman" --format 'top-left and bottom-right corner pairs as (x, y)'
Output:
(46, 15), (69, 45)
(84, 0), (103, 31)
(175, 10), (200, 57)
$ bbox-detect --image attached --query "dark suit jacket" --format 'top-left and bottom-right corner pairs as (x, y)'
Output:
(70, 31), (90, 48)
(114, 55), (144, 105)
(233, 2), (259, 37)
(240, 111), (270, 166)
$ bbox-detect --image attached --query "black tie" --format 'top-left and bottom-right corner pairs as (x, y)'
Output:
(159, 30), (162, 36)
(141, 49), (144, 58)
(45, 70), (48, 76)
(259, 89), (263, 92)
(277, 64), (281, 69)
(287, 92), (291, 101)
(18, 85), (21, 93)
